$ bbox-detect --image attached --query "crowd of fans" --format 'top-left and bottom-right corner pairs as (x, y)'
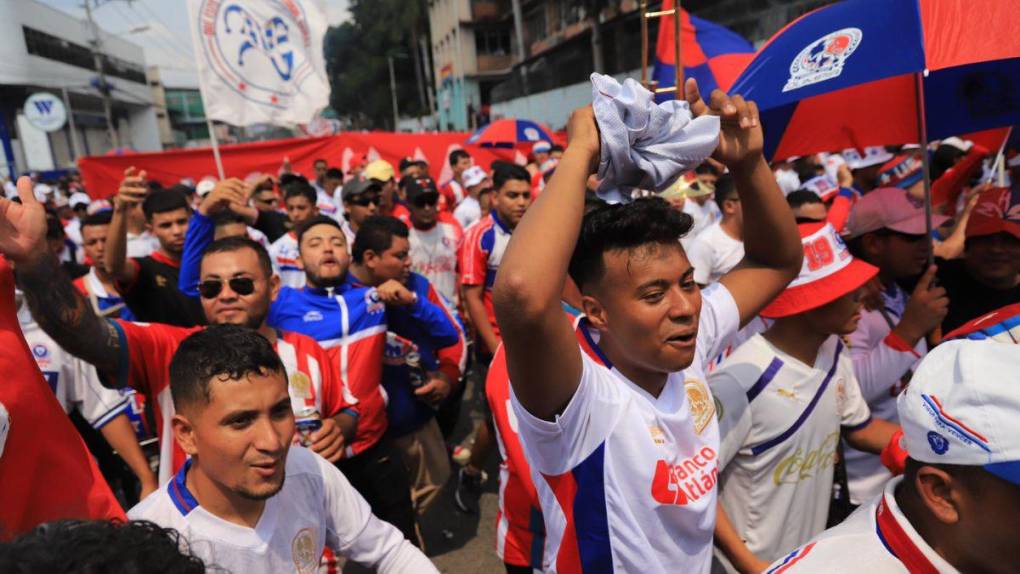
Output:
(0, 84), (1019, 574)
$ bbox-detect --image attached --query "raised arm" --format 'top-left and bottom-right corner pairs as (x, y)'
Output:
(492, 108), (595, 420)
(179, 179), (250, 298)
(1, 178), (122, 383)
(105, 167), (147, 284)
(697, 81), (803, 326)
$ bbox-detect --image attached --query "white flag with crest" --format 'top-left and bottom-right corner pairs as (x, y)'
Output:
(186, 0), (330, 126)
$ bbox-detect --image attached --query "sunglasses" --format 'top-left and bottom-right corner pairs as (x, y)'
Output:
(412, 192), (440, 208)
(350, 194), (381, 207)
(197, 277), (256, 299)
(875, 229), (928, 242)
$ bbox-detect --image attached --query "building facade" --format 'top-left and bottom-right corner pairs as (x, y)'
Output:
(427, 0), (829, 130)
(0, 0), (162, 179)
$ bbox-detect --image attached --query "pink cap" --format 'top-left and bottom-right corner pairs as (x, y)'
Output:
(846, 187), (949, 238)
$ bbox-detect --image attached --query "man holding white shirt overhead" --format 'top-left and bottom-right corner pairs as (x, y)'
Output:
(493, 81), (802, 572)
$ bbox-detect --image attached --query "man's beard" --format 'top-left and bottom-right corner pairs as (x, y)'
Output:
(307, 268), (346, 289)
(236, 474), (285, 501)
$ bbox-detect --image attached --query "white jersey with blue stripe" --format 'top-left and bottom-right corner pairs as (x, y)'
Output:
(18, 301), (132, 430)
(268, 232), (306, 289)
(129, 446), (437, 573)
(709, 334), (871, 569)
(510, 283), (740, 573)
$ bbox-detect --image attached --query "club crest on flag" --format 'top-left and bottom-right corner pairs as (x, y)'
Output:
(783, 28), (863, 93)
(189, 0), (330, 126)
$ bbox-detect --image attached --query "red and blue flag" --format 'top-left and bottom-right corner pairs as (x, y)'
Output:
(652, 0), (755, 99)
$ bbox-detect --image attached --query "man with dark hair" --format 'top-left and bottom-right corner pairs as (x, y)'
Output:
(209, 210), (270, 249)
(105, 170), (203, 326)
(249, 177), (289, 243)
(345, 215), (467, 518)
(178, 199), (459, 543)
(404, 175), (463, 305)
(269, 179), (320, 289)
(455, 162), (534, 510)
(127, 325), (435, 573)
(785, 189), (828, 222)
(938, 186), (1020, 332)
(72, 212), (122, 319)
(461, 163), (532, 358)
(0, 519), (207, 572)
(311, 158), (341, 219)
(340, 177), (382, 248)
(768, 339), (1020, 573)
(440, 149), (473, 211)
(6, 183), (357, 489)
(492, 83), (802, 571)
(842, 188), (950, 508)
(688, 174), (743, 286)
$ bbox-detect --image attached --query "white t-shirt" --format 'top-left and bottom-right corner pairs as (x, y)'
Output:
(511, 283), (740, 573)
(268, 232), (306, 289)
(709, 334), (871, 570)
(129, 446), (436, 574)
(845, 282), (924, 504)
(453, 196), (481, 230)
(765, 477), (960, 573)
(409, 221), (462, 305)
(18, 305), (134, 429)
(127, 230), (159, 259)
(687, 221), (745, 285)
(681, 199), (720, 251)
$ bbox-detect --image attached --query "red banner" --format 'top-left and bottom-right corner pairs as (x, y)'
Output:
(78, 133), (523, 199)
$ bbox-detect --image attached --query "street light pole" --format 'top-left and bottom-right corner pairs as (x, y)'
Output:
(83, 0), (120, 149)
(388, 56), (400, 131)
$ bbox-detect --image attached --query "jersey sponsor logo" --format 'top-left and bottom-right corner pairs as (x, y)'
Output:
(302, 310), (323, 322)
(155, 274), (168, 288)
(772, 431), (839, 485)
(783, 28), (863, 92)
(650, 447), (718, 506)
(31, 344), (49, 359)
(290, 527), (318, 574)
(684, 378), (715, 435)
(927, 431), (949, 455)
(649, 425), (666, 446)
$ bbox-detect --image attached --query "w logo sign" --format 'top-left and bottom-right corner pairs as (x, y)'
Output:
(33, 100), (55, 115)
(23, 93), (66, 132)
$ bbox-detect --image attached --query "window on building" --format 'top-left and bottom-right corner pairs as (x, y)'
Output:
(524, 6), (546, 46)
(475, 28), (511, 55)
(23, 26), (147, 84)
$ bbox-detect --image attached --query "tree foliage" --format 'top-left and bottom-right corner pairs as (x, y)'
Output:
(325, 0), (430, 129)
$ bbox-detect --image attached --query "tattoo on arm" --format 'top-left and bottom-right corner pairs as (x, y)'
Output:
(16, 253), (122, 385)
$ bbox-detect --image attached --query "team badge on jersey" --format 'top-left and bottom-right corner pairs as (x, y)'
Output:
(783, 27), (862, 92)
(31, 344), (48, 359)
(684, 379), (715, 435)
(649, 425), (666, 446)
(290, 527), (317, 574)
(290, 371), (312, 400)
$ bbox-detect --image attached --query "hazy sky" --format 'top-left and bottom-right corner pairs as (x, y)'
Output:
(37, 0), (351, 88)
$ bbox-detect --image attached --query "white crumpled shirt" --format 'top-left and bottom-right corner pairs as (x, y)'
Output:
(591, 74), (720, 203)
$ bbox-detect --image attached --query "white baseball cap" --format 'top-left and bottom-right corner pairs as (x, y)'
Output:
(462, 165), (488, 189)
(898, 339), (1020, 484)
(841, 146), (894, 170)
(196, 177), (217, 198)
(69, 192), (91, 209)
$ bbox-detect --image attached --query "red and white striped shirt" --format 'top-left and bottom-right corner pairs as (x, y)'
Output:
(110, 321), (356, 485)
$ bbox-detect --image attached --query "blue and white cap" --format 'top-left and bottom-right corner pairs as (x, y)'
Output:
(898, 340), (1020, 485)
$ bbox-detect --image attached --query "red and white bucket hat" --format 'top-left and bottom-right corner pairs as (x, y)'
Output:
(760, 221), (879, 318)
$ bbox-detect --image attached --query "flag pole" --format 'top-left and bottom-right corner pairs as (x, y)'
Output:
(674, 0), (684, 98)
(205, 116), (225, 180)
(913, 71), (934, 267)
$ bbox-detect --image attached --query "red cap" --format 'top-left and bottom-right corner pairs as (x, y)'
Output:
(760, 222), (878, 318)
(966, 186), (1020, 240)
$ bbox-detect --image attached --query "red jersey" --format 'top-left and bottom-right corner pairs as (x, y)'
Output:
(0, 257), (124, 538)
(486, 310), (588, 568)
(459, 214), (513, 352)
(110, 321), (357, 485)
(439, 179), (465, 213)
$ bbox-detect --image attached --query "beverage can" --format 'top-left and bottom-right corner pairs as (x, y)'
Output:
(295, 407), (322, 447)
